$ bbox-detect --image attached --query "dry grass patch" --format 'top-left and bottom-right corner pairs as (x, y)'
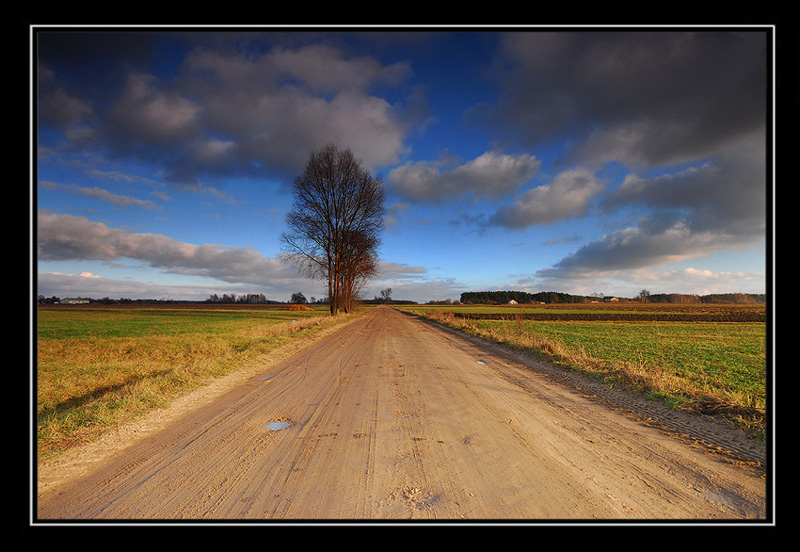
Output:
(416, 309), (766, 437)
(37, 305), (360, 458)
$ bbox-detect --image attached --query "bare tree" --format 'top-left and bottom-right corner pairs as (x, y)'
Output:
(281, 143), (385, 315)
(337, 227), (379, 313)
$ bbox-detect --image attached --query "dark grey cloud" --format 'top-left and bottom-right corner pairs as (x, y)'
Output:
(37, 31), (163, 72)
(483, 31), (768, 170)
(536, 132), (767, 281)
(602, 131), (767, 239)
(37, 66), (92, 129)
(478, 30), (769, 281)
(37, 32), (416, 186)
(537, 216), (706, 279)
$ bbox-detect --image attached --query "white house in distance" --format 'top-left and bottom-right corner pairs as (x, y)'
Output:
(60, 298), (90, 304)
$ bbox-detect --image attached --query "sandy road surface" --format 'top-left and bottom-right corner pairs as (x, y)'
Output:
(37, 306), (767, 521)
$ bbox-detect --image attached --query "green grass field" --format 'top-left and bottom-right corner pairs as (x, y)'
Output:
(36, 301), (768, 457)
(37, 304), (330, 340)
(397, 303), (767, 437)
(36, 304), (359, 458)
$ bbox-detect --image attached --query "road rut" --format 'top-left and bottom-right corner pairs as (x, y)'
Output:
(37, 306), (767, 521)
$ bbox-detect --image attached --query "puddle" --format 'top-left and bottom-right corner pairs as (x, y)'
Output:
(699, 488), (737, 510)
(260, 376), (272, 381)
(476, 360), (486, 365)
(267, 420), (292, 431)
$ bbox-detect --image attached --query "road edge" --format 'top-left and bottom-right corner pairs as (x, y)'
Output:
(397, 308), (768, 469)
(35, 310), (371, 502)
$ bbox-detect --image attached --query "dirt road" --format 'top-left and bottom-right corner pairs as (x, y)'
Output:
(36, 306), (767, 521)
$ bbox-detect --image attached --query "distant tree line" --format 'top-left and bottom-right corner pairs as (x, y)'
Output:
(37, 290), (767, 306)
(460, 291), (590, 304)
(206, 293), (282, 304)
(39, 294), (286, 305)
(645, 292), (766, 304)
(459, 290), (766, 305)
(38, 295), (208, 305)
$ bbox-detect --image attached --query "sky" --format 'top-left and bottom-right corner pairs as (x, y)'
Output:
(33, 26), (772, 303)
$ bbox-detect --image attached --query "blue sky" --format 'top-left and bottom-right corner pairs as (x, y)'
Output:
(34, 27), (771, 303)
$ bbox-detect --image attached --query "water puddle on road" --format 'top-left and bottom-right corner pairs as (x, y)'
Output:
(267, 420), (292, 431)
(698, 488), (738, 510)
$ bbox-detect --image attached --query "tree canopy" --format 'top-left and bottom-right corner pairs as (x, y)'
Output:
(281, 144), (385, 315)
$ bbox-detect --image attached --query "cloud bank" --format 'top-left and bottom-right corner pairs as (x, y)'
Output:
(387, 151), (540, 203)
(479, 31), (769, 286)
(37, 211), (299, 291)
(485, 32), (767, 169)
(489, 168), (603, 228)
(38, 35), (416, 185)
(35, 30), (770, 301)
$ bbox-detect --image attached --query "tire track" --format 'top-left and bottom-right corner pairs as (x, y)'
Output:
(408, 311), (766, 466)
(37, 306), (768, 521)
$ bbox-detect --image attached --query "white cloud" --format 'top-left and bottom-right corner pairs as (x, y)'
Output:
(489, 167), (603, 228)
(192, 138), (236, 162)
(37, 211), (300, 289)
(365, 277), (466, 304)
(387, 151), (540, 203)
(627, 266), (766, 295)
(376, 261), (427, 280)
(528, 264), (766, 299)
(37, 270), (266, 302)
(39, 181), (160, 210)
(364, 260), (468, 303)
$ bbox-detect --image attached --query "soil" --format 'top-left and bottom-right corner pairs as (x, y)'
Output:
(36, 306), (768, 521)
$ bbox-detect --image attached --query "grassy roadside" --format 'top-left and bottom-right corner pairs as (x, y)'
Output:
(401, 306), (767, 439)
(36, 304), (365, 459)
